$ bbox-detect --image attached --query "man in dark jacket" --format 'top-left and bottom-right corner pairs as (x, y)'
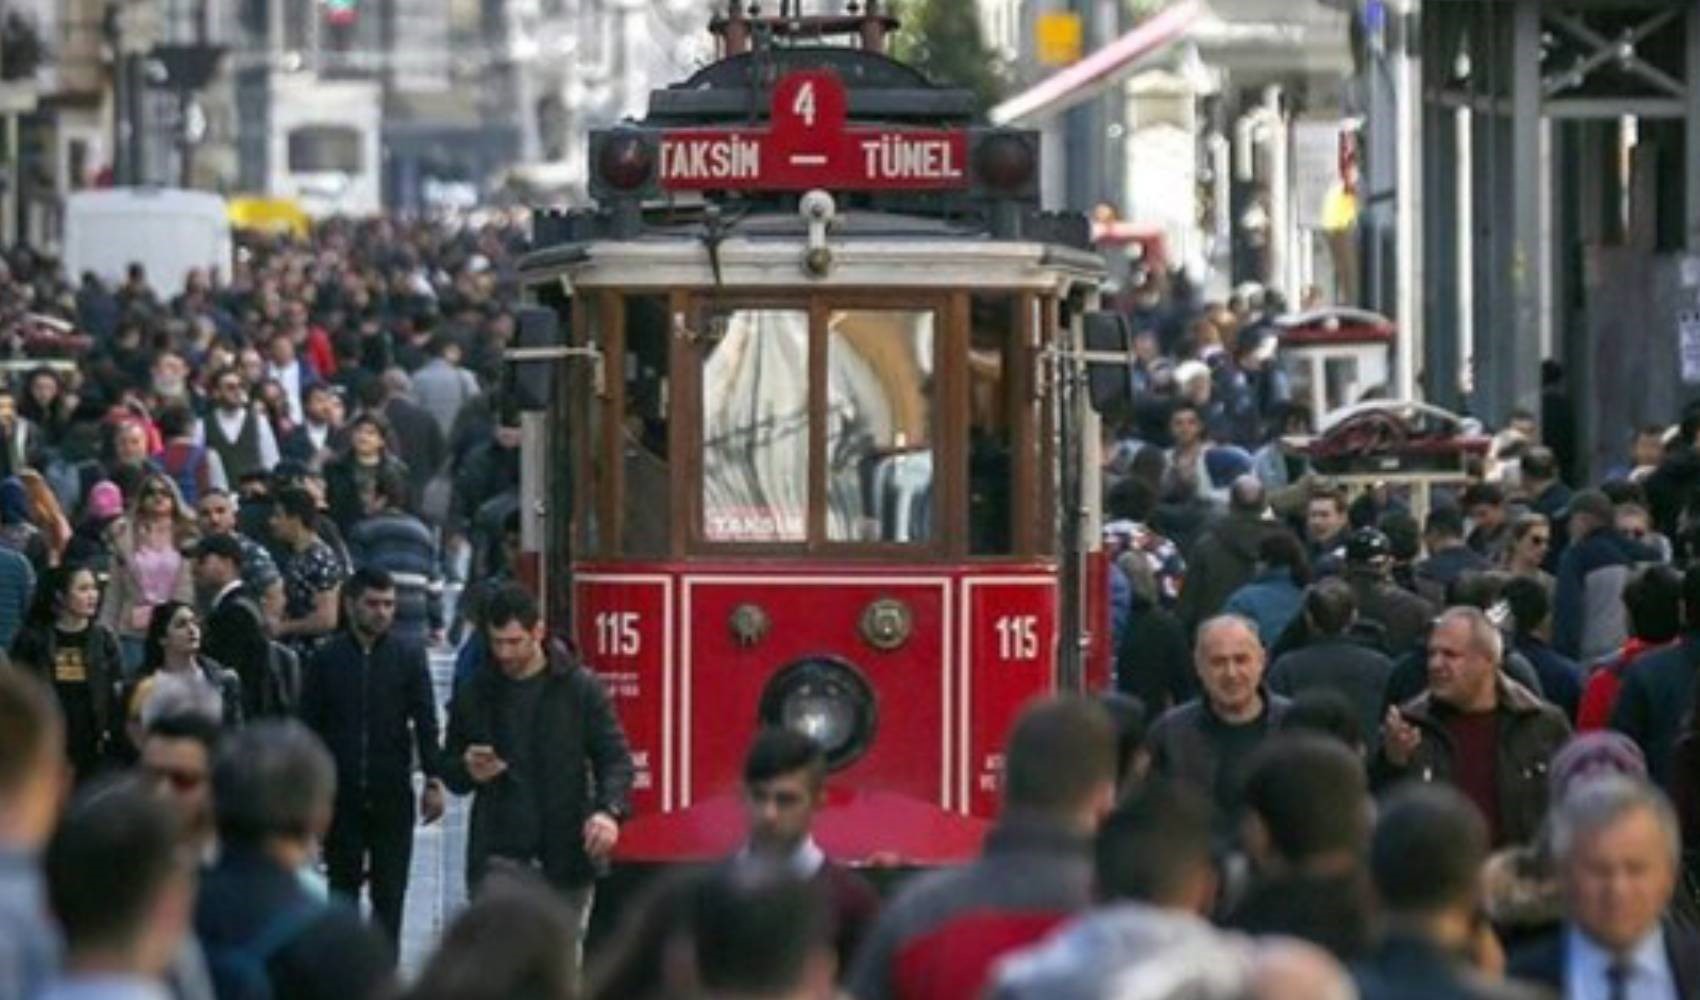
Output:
(1610, 565), (1700, 789)
(1509, 777), (1700, 998)
(736, 728), (880, 982)
(1376, 607), (1571, 847)
(1175, 475), (1272, 633)
(194, 534), (279, 718)
(1145, 614), (1291, 838)
(1225, 735), (1374, 962)
(299, 567), (444, 948)
(1555, 489), (1655, 663)
(1353, 785), (1529, 999)
(346, 469), (443, 648)
(848, 697), (1115, 1000)
(1343, 527), (1435, 656)
(441, 582), (632, 984)
(196, 722), (392, 1000)
(1503, 576), (1582, 722)
(1414, 507), (1489, 606)
(1267, 580), (1394, 744)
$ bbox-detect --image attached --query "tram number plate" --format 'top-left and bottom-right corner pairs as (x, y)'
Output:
(594, 611), (642, 657)
(994, 615), (1040, 661)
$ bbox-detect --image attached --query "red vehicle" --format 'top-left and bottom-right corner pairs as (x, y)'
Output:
(508, 5), (1122, 867)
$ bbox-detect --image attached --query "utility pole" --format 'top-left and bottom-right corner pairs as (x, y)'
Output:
(1392, 0), (1422, 402)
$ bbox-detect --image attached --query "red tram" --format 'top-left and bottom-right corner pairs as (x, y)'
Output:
(508, 4), (1128, 865)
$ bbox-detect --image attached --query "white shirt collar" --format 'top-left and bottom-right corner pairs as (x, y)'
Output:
(214, 408), (248, 441)
(737, 835), (825, 879)
(1565, 923), (1676, 1000)
(213, 579), (244, 606)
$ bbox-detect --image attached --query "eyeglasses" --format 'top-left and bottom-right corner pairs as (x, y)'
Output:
(143, 765), (207, 793)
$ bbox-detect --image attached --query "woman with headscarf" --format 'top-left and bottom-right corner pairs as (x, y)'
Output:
(97, 470), (199, 674)
(0, 477), (51, 574)
(15, 470), (70, 567)
(62, 480), (125, 581)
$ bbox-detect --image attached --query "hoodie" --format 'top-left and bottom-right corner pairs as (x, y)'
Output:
(1175, 512), (1272, 632)
(987, 904), (1254, 1000)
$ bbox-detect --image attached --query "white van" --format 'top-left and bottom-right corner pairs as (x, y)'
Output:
(61, 188), (233, 299)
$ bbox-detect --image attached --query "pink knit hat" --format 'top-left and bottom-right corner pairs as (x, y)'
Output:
(85, 481), (123, 520)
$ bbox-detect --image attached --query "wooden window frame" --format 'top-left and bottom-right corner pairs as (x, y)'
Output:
(585, 287), (1046, 563)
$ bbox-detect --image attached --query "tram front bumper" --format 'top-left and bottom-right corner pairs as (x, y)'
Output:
(614, 788), (989, 866)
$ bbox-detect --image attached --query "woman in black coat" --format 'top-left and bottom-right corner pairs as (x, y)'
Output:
(10, 564), (125, 781)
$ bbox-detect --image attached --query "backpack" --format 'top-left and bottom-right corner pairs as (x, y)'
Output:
(204, 901), (324, 1000)
(262, 640), (300, 717)
(161, 441), (208, 505)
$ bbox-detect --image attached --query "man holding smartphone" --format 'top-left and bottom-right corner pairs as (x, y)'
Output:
(441, 582), (633, 983)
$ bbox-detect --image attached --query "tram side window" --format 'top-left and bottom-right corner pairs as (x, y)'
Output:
(621, 295), (671, 557)
(825, 310), (935, 544)
(700, 309), (811, 543)
(969, 296), (1017, 555)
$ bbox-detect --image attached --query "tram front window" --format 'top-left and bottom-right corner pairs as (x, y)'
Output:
(701, 309), (811, 543)
(826, 310), (935, 543)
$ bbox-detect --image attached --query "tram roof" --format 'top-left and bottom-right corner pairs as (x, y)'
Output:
(518, 208), (1104, 294)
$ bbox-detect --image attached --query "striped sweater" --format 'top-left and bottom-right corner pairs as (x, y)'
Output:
(346, 512), (442, 646)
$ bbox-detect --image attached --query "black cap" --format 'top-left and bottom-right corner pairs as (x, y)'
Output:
(271, 459), (311, 484)
(1564, 488), (1614, 523)
(1346, 527), (1392, 564)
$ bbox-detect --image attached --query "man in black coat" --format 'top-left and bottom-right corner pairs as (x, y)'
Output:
(1509, 777), (1700, 998)
(1145, 614), (1290, 840)
(194, 534), (277, 718)
(1352, 786), (1530, 999)
(441, 582), (633, 984)
(299, 567), (444, 949)
(1267, 579), (1395, 744)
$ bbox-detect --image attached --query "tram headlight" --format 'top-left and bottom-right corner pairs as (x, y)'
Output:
(597, 131), (656, 192)
(759, 658), (877, 771)
(973, 130), (1038, 195)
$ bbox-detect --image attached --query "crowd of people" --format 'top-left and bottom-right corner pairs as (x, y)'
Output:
(9, 229), (1700, 1000)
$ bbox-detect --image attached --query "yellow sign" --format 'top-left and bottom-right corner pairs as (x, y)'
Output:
(1036, 12), (1083, 66)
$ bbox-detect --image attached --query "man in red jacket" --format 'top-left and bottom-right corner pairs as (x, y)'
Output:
(847, 697), (1117, 1000)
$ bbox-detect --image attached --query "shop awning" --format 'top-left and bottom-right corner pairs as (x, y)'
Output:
(989, 0), (1204, 126)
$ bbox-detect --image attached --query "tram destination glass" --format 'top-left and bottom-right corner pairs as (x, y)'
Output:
(700, 309), (811, 543)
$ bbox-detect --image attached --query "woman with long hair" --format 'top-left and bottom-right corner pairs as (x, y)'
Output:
(1502, 512), (1556, 597)
(124, 601), (243, 748)
(19, 365), (75, 447)
(15, 470), (70, 566)
(0, 477), (50, 573)
(98, 471), (199, 672)
(11, 564), (125, 780)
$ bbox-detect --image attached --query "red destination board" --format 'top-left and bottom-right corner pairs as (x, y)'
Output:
(658, 70), (969, 192)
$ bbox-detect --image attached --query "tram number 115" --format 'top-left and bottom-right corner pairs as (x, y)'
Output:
(994, 615), (1039, 661)
(594, 612), (642, 657)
